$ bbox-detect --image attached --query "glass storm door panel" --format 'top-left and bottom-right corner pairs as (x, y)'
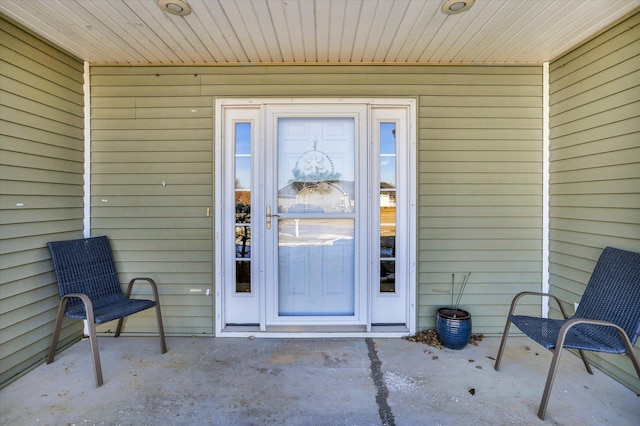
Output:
(264, 105), (368, 326)
(277, 118), (356, 316)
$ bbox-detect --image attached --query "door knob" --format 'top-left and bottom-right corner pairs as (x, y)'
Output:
(266, 206), (280, 229)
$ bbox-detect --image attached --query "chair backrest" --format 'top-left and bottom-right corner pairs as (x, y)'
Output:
(574, 247), (640, 344)
(47, 236), (124, 311)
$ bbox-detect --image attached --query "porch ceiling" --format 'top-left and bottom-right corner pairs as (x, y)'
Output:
(1, 0), (638, 65)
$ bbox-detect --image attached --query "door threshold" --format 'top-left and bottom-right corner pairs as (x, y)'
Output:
(220, 324), (410, 337)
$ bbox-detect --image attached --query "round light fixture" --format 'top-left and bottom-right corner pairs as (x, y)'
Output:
(441, 0), (475, 15)
(157, 0), (192, 16)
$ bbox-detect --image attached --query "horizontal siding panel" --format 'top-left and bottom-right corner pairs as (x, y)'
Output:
(550, 87), (640, 128)
(551, 218), (639, 238)
(419, 150), (538, 162)
(93, 152), (211, 163)
(420, 173), (541, 184)
(420, 106), (541, 118)
(550, 229), (637, 251)
(550, 133), (637, 160)
(550, 178), (640, 195)
(421, 128), (541, 140)
(420, 205), (541, 217)
(90, 195), (211, 208)
(0, 60), (82, 105)
(0, 194), (83, 210)
(92, 217), (211, 229)
(420, 195), (540, 207)
(91, 163), (212, 174)
(0, 208), (82, 226)
(550, 147), (639, 171)
(91, 184), (211, 196)
(420, 239), (541, 251)
(551, 163), (638, 183)
(1, 220), (84, 240)
(419, 96), (540, 109)
(549, 71), (639, 117)
(92, 106), (213, 120)
(91, 117), (211, 130)
(91, 129), (211, 141)
(424, 217), (540, 229)
(421, 162), (540, 174)
(92, 173), (210, 185)
(206, 84), (542, 98)
(550, 194), (640, 208)
(1, 91), (83, 129)
(1, 180), (83, 197)
(549, 54), (640, 102)
(419, 227), (540, 241)
(551, 207), (639, 224)
(2, 127), (83, 158)
(550, 101), (639, 139)
(423, 139), (540, 151)
(421, 184), (541, 196)
(92, 206), (210, 218)
(550, 117), (639, 147)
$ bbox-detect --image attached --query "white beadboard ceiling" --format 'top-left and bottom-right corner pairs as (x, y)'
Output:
(1, 0), (638, 65)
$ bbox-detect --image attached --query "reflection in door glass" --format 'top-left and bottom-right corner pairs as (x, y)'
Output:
(277, 118), (355, 214)
(278, 219), (355, 316)
(235, 122), (252, 293)
(380, 122), (396, 293)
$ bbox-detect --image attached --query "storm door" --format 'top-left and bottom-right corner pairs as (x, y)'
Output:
(264, 105), (368, 330)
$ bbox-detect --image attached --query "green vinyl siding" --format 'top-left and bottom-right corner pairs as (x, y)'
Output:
(0, 16), (84, 387)
(90, 64), (543, 336)
(549, 11), (640, 393)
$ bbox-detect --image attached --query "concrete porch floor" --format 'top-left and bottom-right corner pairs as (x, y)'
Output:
(1, 335), (638, 426)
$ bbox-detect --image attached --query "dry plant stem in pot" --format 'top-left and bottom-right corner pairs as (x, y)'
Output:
(436, 273), (472, 349)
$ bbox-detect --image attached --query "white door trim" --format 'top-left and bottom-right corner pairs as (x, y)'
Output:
(215, 98), (417, 337)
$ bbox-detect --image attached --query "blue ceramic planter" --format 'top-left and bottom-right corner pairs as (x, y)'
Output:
(436, 307), (472, 350)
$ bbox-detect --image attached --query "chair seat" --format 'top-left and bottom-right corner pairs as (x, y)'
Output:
(509, 315), (629, 354)
(66, 295), (157, 324)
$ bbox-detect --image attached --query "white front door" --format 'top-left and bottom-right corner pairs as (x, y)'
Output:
(215, 99), (415, 335)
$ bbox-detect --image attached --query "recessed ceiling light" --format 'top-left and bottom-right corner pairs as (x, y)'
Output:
(441, 0), (475, 15)
(157, 0), (192, 16)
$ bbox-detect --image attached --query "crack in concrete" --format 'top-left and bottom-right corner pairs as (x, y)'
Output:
(366, 338), (395, 426)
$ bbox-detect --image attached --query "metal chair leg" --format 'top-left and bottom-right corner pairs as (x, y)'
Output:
(576, 349), (593, 375)
(47, 299), (68, 364)
(538, 345), (564, 420)
(155, 301), (167, 354)
(86, 317), (104, 387)
(115, 316), (125, 337)
(494, 318), (512, 371)
(77, 294), (103, 387)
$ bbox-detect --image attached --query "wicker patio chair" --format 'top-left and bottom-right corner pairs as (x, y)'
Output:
(47, 236), (167, 386)
(494, 246), (640, 420)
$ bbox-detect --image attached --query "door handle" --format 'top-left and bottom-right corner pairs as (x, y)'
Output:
(266, 206), (280, 230)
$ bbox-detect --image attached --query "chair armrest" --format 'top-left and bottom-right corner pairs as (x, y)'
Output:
(507, 291), (570, 319)
(555, 318), (634, 349)
(125, 277), (161, 303)
(61, 293), (95, 323)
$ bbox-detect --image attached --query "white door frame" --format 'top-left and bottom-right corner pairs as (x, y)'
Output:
(215, 98), (416, 337)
